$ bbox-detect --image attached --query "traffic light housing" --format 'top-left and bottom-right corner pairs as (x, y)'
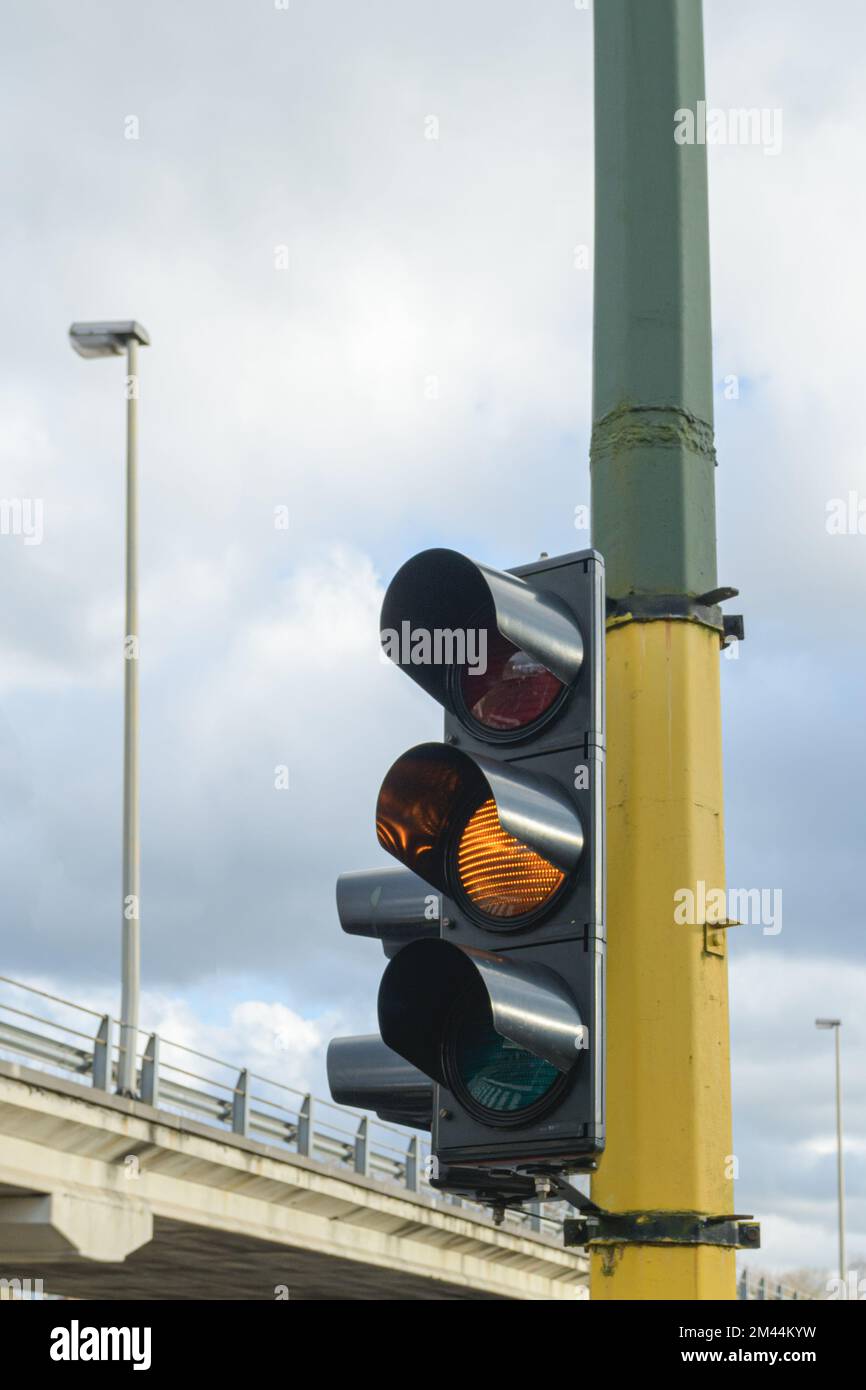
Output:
(325, 865), (440, 1119)
(329, 547), (605, 1177)
(327, 1034), (433, 1128)
(335, 866), (440, 959)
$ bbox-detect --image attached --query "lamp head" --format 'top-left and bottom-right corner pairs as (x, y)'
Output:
(69, 321), (150, 358)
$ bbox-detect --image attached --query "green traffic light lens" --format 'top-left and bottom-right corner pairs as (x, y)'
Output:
(450, 1009), (561, 1118)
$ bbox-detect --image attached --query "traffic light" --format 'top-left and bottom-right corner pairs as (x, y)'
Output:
(329, 547), (605, 1179)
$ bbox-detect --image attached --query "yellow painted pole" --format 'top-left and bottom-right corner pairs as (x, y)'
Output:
(589, 1), (737, 1299)
(590, 620), (735, 1299)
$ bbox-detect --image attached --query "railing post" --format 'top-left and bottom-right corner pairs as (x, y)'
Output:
(405, 1135), (420, 1193)
(140, 1033), (160, 1107)
(354, 1116), (369, 1177)
(297, 1094), (313, 1156)
(232, 1068), (250, 1137)
(92, 1014), (114, 1091)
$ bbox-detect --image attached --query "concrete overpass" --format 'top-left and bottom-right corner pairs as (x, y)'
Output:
(0, 1017), (587, 1300)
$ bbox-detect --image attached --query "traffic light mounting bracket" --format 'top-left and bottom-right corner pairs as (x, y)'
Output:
(564, 1210), (761, 1251)
(432, 1163), (761, 1249)
(605, 586), (744, 649)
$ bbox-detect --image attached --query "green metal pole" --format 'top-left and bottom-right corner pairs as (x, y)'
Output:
(591, 0), (718, 600)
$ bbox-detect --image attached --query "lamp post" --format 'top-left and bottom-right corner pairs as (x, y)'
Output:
(69, 320), (150, 1096)
(815, 1018), (846, 1283)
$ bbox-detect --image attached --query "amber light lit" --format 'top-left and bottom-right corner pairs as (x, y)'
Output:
(456, 798), (564, 919)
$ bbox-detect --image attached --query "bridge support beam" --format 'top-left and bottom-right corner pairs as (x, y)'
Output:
(0, 1191), (153, 1264)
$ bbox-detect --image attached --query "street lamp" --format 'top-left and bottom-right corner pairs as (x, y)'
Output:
(815, 1018), (846, 1284)
(70, 320), (150, 1096)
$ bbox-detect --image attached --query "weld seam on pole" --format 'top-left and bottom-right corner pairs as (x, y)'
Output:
(590, 405), (716, 465)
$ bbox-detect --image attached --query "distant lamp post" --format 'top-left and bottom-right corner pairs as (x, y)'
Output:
(69, 320), (150, 1096)
(815, 1018), (846, 1283)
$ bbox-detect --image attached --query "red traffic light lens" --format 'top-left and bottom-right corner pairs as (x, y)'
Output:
(459, 630), (563, 732)
(457, 798), (564, 921)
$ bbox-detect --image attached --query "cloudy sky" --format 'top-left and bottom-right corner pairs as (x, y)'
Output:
(0, 0), (863, 1277)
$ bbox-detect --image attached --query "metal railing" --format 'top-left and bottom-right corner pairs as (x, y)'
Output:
(738, 1269), (810, 1301)
(0, 974), (567, 1240)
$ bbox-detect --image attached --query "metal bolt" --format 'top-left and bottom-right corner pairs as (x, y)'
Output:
(439, 1108), (452, 1120)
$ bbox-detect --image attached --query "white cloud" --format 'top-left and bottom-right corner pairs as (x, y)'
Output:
(0, 971), (340, 1101)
